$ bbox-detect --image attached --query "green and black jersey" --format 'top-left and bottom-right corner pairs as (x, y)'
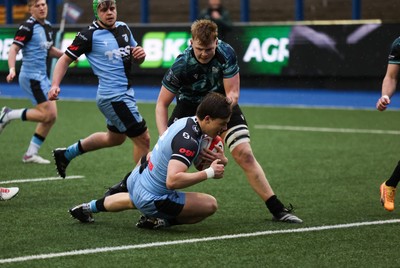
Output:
(162, 40), (239, 104)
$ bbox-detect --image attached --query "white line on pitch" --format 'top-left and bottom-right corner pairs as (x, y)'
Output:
(0, 175), (84, 184)
(0, 219), (399, 264)
(254, 125), (400, 135)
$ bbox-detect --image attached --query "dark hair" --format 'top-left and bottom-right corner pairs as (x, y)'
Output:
(191, 19), (218, 45)
(196, 92), (232, 120)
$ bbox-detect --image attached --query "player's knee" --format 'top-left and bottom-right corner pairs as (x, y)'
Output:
(232, 145), (256, 166)
(134, 129), (151, 150)
(112, 136), (126, 146)
(205, 196), (218, 216)
(140, 130), (151, 148)
(42, 111), (57, 124)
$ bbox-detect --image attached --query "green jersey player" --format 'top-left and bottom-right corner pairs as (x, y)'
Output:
(156, 19), (302, 223)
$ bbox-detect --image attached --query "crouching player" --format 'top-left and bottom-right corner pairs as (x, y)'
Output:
(69, 92), (231, 229)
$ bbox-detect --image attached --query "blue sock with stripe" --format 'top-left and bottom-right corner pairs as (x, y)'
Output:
(64, 141), (83, 161)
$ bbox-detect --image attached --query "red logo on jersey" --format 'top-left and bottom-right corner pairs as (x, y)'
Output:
(68, 45), (79, 51)
(179, 148), (196, 157)
(15, 35), (26, 42)
(148, 159), (154, 171)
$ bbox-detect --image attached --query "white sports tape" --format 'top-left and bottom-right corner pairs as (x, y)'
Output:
(225, 124), (250, 152)
(204, 167), (215, 179)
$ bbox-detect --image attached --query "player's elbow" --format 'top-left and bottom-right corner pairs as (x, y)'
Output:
(165, 177), (177, 190)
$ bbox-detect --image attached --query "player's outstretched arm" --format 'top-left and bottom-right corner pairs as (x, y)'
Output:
(6, 44), (20, 83)
(48, 54), (74, 101)
(377, 64), (399, 111)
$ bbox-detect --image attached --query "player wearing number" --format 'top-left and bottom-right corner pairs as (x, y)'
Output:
(377, 36), (400, 211)
(68, 93), (231, 229)
(48, 0), (150, 178)
(155, 19), (302, 223)
(0, 0), (63, 164)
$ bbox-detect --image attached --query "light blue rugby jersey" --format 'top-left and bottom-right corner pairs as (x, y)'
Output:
(65, 21), (137, 98)
(13, 16), (54, 74)
(138, 116), (203, 195)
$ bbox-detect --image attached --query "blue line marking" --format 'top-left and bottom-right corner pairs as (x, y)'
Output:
(0, 83), (398, 110)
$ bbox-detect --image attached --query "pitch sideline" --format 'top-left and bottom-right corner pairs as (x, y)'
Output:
(254, 125), (400, 135)
(0, 219), (399, 264)
(0, 175), (84, 184)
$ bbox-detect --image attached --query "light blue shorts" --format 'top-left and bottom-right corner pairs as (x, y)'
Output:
(96, 88), (146, 136)
(127, 168), (185, 219)
(18, 71), (50, 105)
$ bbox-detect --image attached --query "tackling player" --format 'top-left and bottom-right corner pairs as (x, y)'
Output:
(155, 19), (302, 223)
(48, 0), (150, 178)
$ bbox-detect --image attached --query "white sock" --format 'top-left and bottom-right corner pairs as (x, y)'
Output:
(6, 109), (25, 121)
(26, 142), (40, 156)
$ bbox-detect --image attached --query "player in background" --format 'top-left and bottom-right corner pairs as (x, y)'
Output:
(0, 187), (19, 201)
(155, 19), (302, 223)
(377, 36), (400, 212)
(198, 0), (232, 41)
(68, 93), (231, 229)
(0, 0), (63, 164)
(48, 0), (150, 178)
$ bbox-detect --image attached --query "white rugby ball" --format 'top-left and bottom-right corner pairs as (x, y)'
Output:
(194, 135), (224, 171)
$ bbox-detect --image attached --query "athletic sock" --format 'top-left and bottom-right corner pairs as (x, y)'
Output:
(5, 108), (26, 121)
(265, 195), (285, 216)
(64, 140), (84, 161)
(89, 197), (107, 213)
(25, 133), (45, 156)
(386, 160), (400, 187)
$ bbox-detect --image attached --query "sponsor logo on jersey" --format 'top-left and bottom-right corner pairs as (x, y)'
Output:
(15, 36), (26, 42)
(179, 147), (196, 157)
(41, 40), (53, 50)
(77, 32), (88, 41)
(148, 159), (154, 171)
(104, 45), (131, 62)
(122, 34), (128, 42)
(192, 124), (199, 133)
(68, 44), (79, 51)
(19, 25), (31, 32)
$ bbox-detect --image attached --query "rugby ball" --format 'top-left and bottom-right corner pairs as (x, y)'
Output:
(194, 135), (224, 171)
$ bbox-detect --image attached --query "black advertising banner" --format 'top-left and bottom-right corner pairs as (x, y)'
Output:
(281, 24), (398, 77)
(0, 22), (398, 78)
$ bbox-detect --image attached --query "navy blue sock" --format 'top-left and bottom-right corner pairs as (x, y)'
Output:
(265, 195), (285, 215)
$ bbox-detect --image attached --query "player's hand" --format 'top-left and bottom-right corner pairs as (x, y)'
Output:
(210, 159), (225, 179)
(48, 86), (60, 101)
(201, 145), (228, 166)
(376, 95), (390, 111)
(211, 10), (222, 20)
(6, 68), (16, 83)
(131, 46), (146, 64)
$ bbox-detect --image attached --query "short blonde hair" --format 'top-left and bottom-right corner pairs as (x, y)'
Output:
(191, 19), (218, 45)
(28, 0), (45, 7)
